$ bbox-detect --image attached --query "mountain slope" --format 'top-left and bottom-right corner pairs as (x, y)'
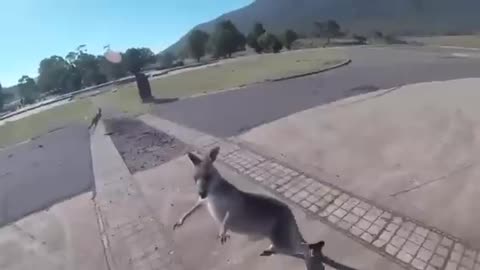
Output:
(164, 0), (480, 55)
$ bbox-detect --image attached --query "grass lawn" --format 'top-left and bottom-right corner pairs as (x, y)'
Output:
(407, 35), (480, 48)
(148, 48), (346, 98)
(94, 48), (346, 114)
(0, 48), (346, 148)
(0, 99), (95, 148)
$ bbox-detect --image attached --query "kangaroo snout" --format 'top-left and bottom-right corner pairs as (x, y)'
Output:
(199, 190), (207, 199)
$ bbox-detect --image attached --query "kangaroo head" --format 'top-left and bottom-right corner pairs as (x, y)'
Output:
(187, 146), (220, 199)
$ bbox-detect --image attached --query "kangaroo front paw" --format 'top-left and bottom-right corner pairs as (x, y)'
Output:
(217, 233), (230, 245)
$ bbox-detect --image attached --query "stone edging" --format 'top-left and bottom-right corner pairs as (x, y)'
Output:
(179, 58), (352, 101)
(139, 114), (480, 270)
(269, 59), (352, 82)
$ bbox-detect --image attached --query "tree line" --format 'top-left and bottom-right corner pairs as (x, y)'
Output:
(1, 18), (359, 110)
(184, 19), (366, 61)
(185, 20), (303, 62)
(1, 45), (179, 108)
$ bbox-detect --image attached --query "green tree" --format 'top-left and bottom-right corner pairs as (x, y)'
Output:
(156, 52), (176, 68)
(246, 23), (266, 53)
(211, 20), (246, 58)
(283, 29), (299, 50)
(65, 46), (107, 87)
(123, 48), (156, 74)
(123, 48), (156, 102)
(75, 54), (107, 86)
(187, 30), (210, 62)
(314, 20), (342, 46)
(37, 56), (74, 94)
(258, 32), (283, 53)
(272, 37), (283, 53)
(18, 76), (39, 104)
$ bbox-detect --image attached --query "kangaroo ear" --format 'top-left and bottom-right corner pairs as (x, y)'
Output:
(209, 146), (220, 162)
(187, 152), (202, 166)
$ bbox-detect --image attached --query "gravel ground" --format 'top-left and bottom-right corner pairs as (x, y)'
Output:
(104, 117), (188, 173)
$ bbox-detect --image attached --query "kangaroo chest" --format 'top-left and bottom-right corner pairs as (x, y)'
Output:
(206, 196), (230, 223)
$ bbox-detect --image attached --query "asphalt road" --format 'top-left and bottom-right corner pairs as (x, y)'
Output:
(152, 46), (480, 137)
(0, 124), (93, 226)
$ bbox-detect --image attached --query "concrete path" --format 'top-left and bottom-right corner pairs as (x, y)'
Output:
(0, 124), (94, 226)
(237, 77), (480, 248)
(90, 121), (184, 270)
(134, 153), (401, 270)
(139, 113), (480, 270)
(0, 193), (108, 270)
(152, 46), (480, 137)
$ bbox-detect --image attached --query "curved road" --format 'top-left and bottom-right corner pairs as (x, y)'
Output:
(153, 46), (480, 137)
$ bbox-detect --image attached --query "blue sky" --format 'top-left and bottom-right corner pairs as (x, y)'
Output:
(0, 0), (253, 86)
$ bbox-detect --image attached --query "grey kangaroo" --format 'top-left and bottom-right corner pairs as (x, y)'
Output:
(173, 146), (325, 267)
(88, 108), (102, 130)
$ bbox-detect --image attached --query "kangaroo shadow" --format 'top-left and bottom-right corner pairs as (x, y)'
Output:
(285, 245), (358, 270)
(306, 254), (358, 270)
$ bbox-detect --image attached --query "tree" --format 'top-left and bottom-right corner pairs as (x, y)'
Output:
(187, 30), (210, 62)
(75, 53), (107, 87)
(353, 34), (367, 44)
(123, 48), (155, 74)
(283, 29), (299, 50)
(156, 52), (176, 68)
(211, 20), (246, 58)
(18, 76), (39, 105)
(98, 55), (127, 81)
(258, 32), (283, 53)
(272, 37), (283, 53)
(314, 20), (342, 47)
(247, 23), (266, 53)
(123, 48), (156, 102)
(37, 56), (73, 93)
(66, 46), (108, 87)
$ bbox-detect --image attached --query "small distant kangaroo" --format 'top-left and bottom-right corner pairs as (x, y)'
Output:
(173, 146), (325, 268)
(88, 108), (102, 130)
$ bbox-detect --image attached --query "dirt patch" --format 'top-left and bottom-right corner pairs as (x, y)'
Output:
(104, 117), (188, 173)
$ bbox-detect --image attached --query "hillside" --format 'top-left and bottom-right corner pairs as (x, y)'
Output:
(164, 0), (480, 55)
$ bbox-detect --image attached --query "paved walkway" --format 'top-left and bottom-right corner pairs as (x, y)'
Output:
(88, 116), (402, 270)
(237, 78), (480, 247)
(139, 114), (480, 270)
(90, 121), (183, 270)
(0, 193), (108, 270)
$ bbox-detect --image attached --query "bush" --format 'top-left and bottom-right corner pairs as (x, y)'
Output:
(247, 23), (266, 54)
(272, 38), (283, 53)
(283, 29), (299, 50)
(258, 33), (283, 53)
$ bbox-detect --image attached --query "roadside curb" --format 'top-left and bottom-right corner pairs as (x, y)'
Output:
(268, 59), (352, 82)
(89, 121), (182, 270)
(176, 58), (352, 101)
